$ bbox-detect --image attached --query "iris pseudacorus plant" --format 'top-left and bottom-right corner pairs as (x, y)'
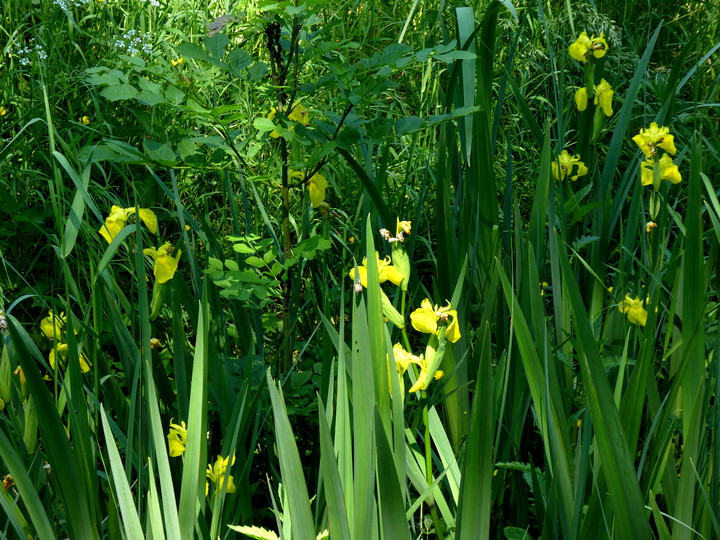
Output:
(206, 455), (236, 495)
(633, 122), (681, 194)
(575, 79), (614, 117)
(349, 252), (406, 327)
(167, 419), (187, 457)
(99, 205), (158, 243)
(552, 150), (588, 181)
(618, 294), (651, 327)
(143, 243), (182, 283)
(410, 299), (461, 343)
(49, 342), (91, 373)
(568, 31), (608, 63)
(393, 343), (444, 394)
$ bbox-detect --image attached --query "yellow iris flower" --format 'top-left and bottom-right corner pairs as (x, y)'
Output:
(593, 79), (614, 116)
(410, 299), (461, 343)
(618, 294), (648, 326)
(49, 343), (91, 373)
(348, 252), (405, 288)
(551, 150), (588, 181)
(143, 243), (182, 283)
(575, 87), (588, 111)
(206, 455), (237, 496)
(40, 310), (68, 340)
(569, 31), (608, 63)
(632, 122), (677, 158)
(640, 154), (681, 186)
(99, 205), (158, 243)
(392, 343), (444, 394)
(574, 80), (613, 116)
(167, 419), (187, 457)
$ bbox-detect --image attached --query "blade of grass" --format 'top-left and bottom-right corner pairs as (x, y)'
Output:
(266, 369), (316, 540)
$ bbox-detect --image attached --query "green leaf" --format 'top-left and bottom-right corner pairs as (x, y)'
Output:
(101, 84), (138, 101)
(266, 370), (316, 540)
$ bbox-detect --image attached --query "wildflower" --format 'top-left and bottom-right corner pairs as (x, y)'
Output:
(640, 154), (681, 186)
(618, 294), (648, 326)
(206, 455), (236, 495)
(552, 150), (588, 181)
(167, 419), (187, 457)
(267, 103), (310, 138)
(646, 221), (657, 233)
(3, 475), (13, 490)
(410, 299), (461, 343)
(150, 338), (162, 349)
(393, 343), (423, 378)
(13, 367), (25, 385)
(99, 205), (158, 243)
(540, 282), (549, 296)
(380, 218), (412, 244)
(0, 107), (7, 116)
(632, 122), (677, 158)
(79, 116), (90, 125)
(348, 252), (405, 288)
(575, 87), (588, 111)
(143, 243), (181, 283)
(171, 57), (185, 66)
(593, 79), (614, 117)
(568, 31), (608, 63)
(49, 343), (91, 373)
(40, 310), (67, 340)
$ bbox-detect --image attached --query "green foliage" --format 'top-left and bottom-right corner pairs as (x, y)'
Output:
(1, 0), (720, 538)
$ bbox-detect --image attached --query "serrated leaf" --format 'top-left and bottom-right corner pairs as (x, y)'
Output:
(227, 525), (280, 540)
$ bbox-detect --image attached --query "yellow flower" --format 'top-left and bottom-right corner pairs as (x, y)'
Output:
(540, 282), (549, 296)
(14, 366), (25, 385)
(410, 299), (461, 343)
(640, 154), (681, 186)
(171, 57), (185, 66)
(99, 206), (158, 243)
(206, 455), (236, 495)
(396, 219), (411, 237)
(646, 221), (657, 233)
(167, 419), (187, 457)
(632, 122), (677, 158)
(348, 252), (405, 288)
(0, 106), (8, 116)
(143, 243), (181, 283)
(49, 343), (91, 373)
(593, 79), (613, 117)
(79, 116), (90, 125)
(575, 87), (588, 111)
(618, 294), (648, 326)
(267, 103), (310, 138)
(568, 31), (608, 63)
(393, 343), (423, 377)
(40, 310), (67, 340)
(551, 150), (588, 181)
